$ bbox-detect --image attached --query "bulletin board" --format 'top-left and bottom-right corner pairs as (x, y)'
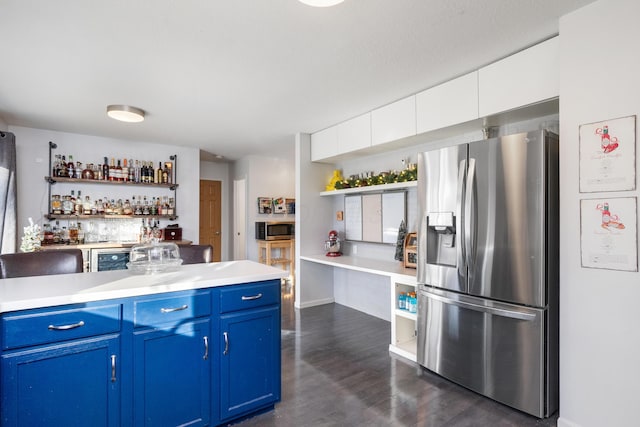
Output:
(344, 191), (406, 244)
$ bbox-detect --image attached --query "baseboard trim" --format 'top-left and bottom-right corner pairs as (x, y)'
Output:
(295, 297), (335, 309)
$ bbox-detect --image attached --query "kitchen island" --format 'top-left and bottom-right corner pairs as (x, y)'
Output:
(0, 260), (286, 427)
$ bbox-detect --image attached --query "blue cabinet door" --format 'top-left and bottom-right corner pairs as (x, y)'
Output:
(1, 335), (120, 427)
(133, 319), (211, 427)
(219, 305), (280, 422)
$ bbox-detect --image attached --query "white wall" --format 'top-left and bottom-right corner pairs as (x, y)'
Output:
(200, 160), (231, 260)
(0, 116), (7, 131)
(9, 126), (200, 244)
(558, 1), (640, 427)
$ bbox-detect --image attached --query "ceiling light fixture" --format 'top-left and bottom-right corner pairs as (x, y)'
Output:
(298, 0), (344, 7)
(106, 105), (145, 123)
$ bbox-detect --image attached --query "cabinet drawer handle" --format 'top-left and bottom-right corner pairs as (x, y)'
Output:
(223, 332), (229, 355)
(160, 304), (188, 313)
(48, 320), (85, 331)
(203, 336), (209, 360)
(111, 355), (117, 383)
(241, 293), (263, 301)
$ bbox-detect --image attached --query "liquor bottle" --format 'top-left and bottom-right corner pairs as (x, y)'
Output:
(77, 222), (85, 244)
(156, 162), (163, 184)
(102, 157), (109, 181)
(140, 161), (147, 183)
(162, 163), (169, 184)
(75, 190), (83, 215)
(52, 221), (61, 244)
(122, 159), (129, 182)
(116, 159), (124, 181)
(83, 195), (92, 215)
(109, 158), (116, 181)
(59, 155), (69, 177)
(53, 154), (61, 177)
(51, 194), (62, 215)
(134, 160), (141, 183)
(128, 159), (135, 182)
(67, 155), (76, 179)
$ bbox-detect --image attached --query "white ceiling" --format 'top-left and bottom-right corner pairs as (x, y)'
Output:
(0, 0), (593, 161)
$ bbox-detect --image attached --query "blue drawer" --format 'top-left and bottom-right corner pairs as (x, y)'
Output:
(134, 290), (211, 328)
(219, 280), (280, 313)
(2, 303), (122, 350)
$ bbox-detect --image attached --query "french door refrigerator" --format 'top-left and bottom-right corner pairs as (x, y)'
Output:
(416, 130), (559, 418)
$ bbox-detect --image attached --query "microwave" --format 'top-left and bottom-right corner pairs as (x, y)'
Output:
(255, 221), (295, 241)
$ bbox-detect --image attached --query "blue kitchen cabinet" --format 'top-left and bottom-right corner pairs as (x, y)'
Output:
(0, 302), (122, 427)
(133, 319), (211, 427)
(218, 280), (281, 422)
(131, 289), (212, 427)
(1, 335), (120, 427)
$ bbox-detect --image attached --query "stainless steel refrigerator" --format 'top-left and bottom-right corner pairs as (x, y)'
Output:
(416, 130), (559, 418)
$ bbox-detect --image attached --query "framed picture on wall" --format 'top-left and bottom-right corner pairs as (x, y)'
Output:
(257, 197), (272, 214)
(579, 115), (636, 192)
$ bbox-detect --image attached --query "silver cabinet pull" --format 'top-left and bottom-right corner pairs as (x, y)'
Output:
(48, 320), (85, 330)
(241, 293), (262, 301)
(203, 336), (209, 360)
(160, 304), (188, 313)
(223, 332), (229, 355)
(110, 355), (117, 383)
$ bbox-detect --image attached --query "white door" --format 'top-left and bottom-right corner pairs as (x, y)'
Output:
(233, 178), (246, 260)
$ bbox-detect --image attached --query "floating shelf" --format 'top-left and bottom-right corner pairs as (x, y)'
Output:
(46, 214), (177, 220)
(45, 176), (178, 189)
(319, 180), (416, 196)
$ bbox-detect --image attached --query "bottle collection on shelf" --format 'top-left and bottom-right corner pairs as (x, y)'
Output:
(50, 191), (175, 217)
(41, 217), (163, 246)
(51, 154), (173, 184)
(398, 291), (417, 314)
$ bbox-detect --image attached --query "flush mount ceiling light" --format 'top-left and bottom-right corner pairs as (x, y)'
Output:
(106, 105), (145, 123)
(298, 0), (344, 7)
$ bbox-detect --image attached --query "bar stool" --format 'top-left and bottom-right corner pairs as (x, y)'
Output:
(0, 249), (84, 279)
(178, 245), (213, 265)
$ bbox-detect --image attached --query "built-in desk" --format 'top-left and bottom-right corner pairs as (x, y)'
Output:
(300, 254), (418, 362)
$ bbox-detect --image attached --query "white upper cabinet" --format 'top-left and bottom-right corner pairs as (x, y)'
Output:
(310, 125), (338, 162)
(416, 71), (479, 134)
(371, 96), (417, 146)
(337, 113), (371, 153)
(478, 37), (559, 117)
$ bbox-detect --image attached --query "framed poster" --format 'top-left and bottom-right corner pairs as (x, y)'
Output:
(579, 115), (636, 192)
(257, 197), (272, 214)
(580, 197), (638, 272)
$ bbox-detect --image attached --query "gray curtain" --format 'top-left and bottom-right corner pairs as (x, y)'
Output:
(0, 131), (17, 254)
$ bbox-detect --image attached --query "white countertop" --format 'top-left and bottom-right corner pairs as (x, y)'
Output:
(0, 260), (287, 313)
(300, 254), (417, 284)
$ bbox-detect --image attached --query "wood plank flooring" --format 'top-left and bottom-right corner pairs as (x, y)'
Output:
(233, 290), (558, 427)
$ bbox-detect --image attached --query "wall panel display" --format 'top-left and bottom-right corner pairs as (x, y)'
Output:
(344, 191), (406, 244)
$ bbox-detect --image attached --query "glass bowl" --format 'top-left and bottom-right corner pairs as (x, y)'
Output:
(126, 241), (183, 274)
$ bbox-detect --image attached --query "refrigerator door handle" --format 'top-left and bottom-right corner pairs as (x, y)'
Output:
(456, 159), (466, 276)
(464, 158), (476, 271)
(421, 291), (537, 321)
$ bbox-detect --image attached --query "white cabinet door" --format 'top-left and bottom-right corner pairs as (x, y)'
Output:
(478, 37), (559, 117)
(371, 96), (416, 146)
(310, 125), (338, 162)
(416, 71), (479, 134)
(337, 113), (371, 154)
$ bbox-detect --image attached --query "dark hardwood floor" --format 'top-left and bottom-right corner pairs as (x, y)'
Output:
(233, 286), (558, 427)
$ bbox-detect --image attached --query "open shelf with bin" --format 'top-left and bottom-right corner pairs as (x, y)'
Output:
(390, 280), (417, 362)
